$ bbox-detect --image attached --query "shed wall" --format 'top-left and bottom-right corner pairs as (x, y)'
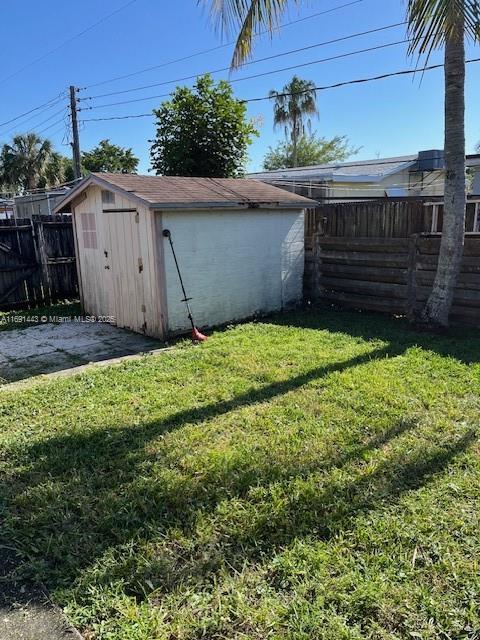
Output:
(73, 186), (164, 338)
(160, 208), (304, 333)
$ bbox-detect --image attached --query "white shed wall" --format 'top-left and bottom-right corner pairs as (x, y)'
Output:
(73, 186), (165, 338)
(161, 208), (304, 333)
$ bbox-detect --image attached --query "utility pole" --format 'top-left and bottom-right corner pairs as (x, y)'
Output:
(69, 86), (82, 180)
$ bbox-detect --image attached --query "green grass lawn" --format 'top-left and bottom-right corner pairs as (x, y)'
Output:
(1, 306), (479, 639)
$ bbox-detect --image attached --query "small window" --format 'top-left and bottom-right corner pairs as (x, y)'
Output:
(81, 212), (97, 249)
(101, 190), (115, 205)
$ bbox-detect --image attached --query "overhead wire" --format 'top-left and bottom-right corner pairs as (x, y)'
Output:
(79, 21), (409, 101)
(24, 106), (68, 133)
(36, 114), (70, 137)
(82, 0), (368, 90)
(243, 57), (480, 103)
(0, 92), (66, 128)
(78, 38), (417, 112)
(79, 57), (480, 124)
(0, 0), (139, 86)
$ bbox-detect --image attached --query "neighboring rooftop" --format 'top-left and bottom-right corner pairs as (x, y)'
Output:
(248, 152), (480, 184)
(55, 173), (315, 212)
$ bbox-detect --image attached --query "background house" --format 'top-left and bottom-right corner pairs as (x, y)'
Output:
(14, 188), (71, 219)
(55, 173), (313, 338)
(249, 150), (480, 202)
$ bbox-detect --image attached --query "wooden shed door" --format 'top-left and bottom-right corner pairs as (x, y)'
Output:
(103, 211), (146, 332)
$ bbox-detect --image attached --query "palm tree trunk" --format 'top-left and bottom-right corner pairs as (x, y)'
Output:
(27, 173), (36, 191)
(420, 17), (466, 329)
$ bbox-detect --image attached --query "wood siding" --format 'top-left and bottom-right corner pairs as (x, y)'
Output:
(73, 186), (165, 338)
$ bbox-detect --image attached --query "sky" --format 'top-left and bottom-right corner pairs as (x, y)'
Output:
(0, 0), (479, 175)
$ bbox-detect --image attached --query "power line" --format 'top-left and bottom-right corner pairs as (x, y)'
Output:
(80, 21), (408, 102)
(78, 38), (414, 112)
(82, 113), (152, 122)
(0, 99), (67, 138)
(0, 0), (139, 87)
(82, 0), (367, 90)
(0, 104), (69, 141)
(0, 93), (65, 128)
(243, 57), (480, 103)
(44, 123), (69, 142)
(79, 57), (480, 125)
(36, 115), (69, 137)
(24, 107), (67, 133)
(15, 176), (83, 196)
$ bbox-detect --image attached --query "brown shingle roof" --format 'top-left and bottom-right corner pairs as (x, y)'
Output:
(94, 173), (314, 208)
(54, 173), (315, 213)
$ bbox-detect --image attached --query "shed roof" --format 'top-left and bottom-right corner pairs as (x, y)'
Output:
(54, 173), (315, 212)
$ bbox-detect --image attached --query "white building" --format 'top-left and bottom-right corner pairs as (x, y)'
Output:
(249, 150), (480, 202)
(14, 188), (71, 219)
(55, 173), (313, 338)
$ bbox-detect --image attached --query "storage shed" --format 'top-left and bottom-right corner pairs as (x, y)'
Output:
(55, 173), (314, 339)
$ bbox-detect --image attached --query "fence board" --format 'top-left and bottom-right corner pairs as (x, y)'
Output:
(0, 216), (77, 310)
(320, 263), (408, 284)
(305, 201), (480, 328)
(319, 250), (409, 268)
(322, 291), (406, 314)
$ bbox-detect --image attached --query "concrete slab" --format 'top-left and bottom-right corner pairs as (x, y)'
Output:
(0, 547), (82, 640)
(0, 321), (163, 383)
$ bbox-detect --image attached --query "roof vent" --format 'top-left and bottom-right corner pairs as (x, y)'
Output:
(417, 150), (445, 172)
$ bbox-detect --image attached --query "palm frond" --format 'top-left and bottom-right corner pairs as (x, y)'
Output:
(407, 0), (480, 58)
(201, 0), (295, 68)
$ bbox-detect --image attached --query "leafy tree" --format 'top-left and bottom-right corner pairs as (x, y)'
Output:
(150, 74), (258, 177)
(82, 139), (139, 174)
(263, 133), (359, 170)
(1, 133), (54, 191)
(269, 76), (318, 168)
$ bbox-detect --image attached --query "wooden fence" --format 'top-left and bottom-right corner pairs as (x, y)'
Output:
(0, 216), (77, 310)
(305, 202), (480, 327)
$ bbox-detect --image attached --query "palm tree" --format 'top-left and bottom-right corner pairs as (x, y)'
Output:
(1, 133), (54, 192)
(207, 0), (479, 328)
(407, 0), (479, 328)
(269, 76), (318, 167)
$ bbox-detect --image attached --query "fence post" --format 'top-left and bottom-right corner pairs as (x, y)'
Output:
(407, 233), (418, 321)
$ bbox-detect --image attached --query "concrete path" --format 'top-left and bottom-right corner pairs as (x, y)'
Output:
(0, 321), (162, 384)
(0, 547), (82, 640)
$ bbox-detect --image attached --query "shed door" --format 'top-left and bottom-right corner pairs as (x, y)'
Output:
(103, 211), (146, 332)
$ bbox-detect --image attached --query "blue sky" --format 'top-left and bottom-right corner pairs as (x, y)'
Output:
(0, 0), (479, 174)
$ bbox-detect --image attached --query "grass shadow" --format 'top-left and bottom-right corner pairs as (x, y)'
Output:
(2, 338), (475, 607)
(261, 304), (480, 365)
